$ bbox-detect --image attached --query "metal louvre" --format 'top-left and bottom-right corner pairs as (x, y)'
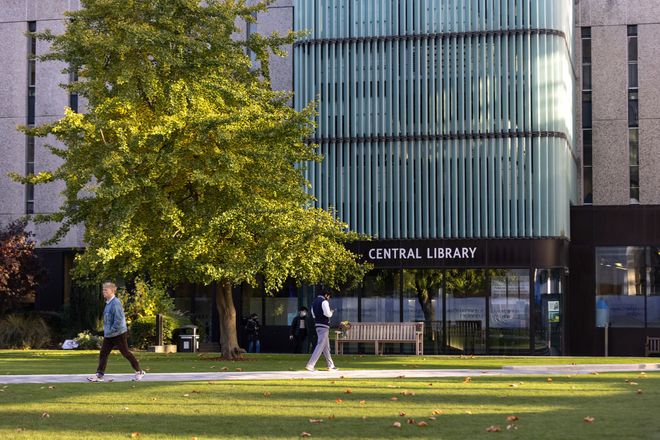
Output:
(294, 0), (576, 239)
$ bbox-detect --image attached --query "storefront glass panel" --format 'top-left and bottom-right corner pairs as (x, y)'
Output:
(333, 285), (359, 327)
(595, 247), (645, 327)
(361, 269), (401, 322)
(647, 247), (660, 327)
(445, 269), (487, 354)
(264, 282), (298, 326)
(489, 269), (530, 353)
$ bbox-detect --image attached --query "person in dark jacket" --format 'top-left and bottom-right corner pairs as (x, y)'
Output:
(305, 291), (338, 371)
(289, 306), (314, 353)
(245, 313), (261, 353)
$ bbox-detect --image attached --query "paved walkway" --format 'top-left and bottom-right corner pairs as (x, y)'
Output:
(0, 363), (658, 384)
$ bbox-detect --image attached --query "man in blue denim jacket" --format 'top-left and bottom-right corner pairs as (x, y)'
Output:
(88, 282), (145, 382)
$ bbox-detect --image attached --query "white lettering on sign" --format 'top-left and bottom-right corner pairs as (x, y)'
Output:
(368, 247), (477, 260)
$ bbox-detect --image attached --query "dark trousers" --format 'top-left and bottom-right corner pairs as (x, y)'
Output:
(96, 332), (140, 375)
(293, 332), (309, 354)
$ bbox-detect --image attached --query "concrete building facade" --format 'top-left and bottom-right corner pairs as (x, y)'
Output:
(0, 0), (659, 355)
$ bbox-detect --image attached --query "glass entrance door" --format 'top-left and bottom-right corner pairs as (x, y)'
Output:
(534, 269), (565, 355)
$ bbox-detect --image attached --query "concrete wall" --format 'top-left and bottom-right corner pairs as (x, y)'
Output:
(577, 0), (660, 205)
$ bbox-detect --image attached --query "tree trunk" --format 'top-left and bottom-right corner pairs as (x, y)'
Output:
(216, 280), (243, 359)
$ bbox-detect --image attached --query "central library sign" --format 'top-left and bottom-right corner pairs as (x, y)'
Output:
(349, 238), (569, 269)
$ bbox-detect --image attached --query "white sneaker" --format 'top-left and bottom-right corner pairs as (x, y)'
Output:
(87, 374), (104, 382)
(133, 370), (145, 381)
(305, 365), (316, 372)
(328, 366), (339, 372)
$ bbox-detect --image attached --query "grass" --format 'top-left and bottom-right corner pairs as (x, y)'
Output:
(0, 372), (659, 439)
(0, 350), (656, 375)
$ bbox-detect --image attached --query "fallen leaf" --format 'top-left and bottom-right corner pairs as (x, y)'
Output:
(330, 381), (335, 384)
(151, 398), (157, 401)
(401, 390), (416, 396)
(210, 366), (216, 369)
(429, 383), (433, 386)
(221, 367), (228, 371)
(432, 409), (443, 415)
(392, 422), (402, 428)
(486, 425), (501, 432)
(41, 412), (49, 418)
(263, 392), (272, 397)
(235, 368), (242, 372)
(300, 432), (311, 438)
(507, 424), (518, 430)
(417, 421), (428, 427)
(47, 386), (55, 390)
(123, 407), (129, 411)
(335, 398), (343, 404)
(509, 383), (518, 388)
(407, 418), (416, 424)
(390, 397), (398, 401)
(429, 416), (436, 420)
(398, 375), (406, 379)
(584, 416), (595, 423)
(183, 394), (190, 397)
(345, 389), (352, 394)
(464, 377), (472, 383)
(465, 410), (472, 415)
(399, 412), (406, 417)
(309, 419), (323, 424)
(328, 415), (336, 420)
(628, 382), (638, 385)
(637, 389), (643, 394)
(359, 400), (366, 405)
(506, 416), (519, 423)
(131, 433), (140, 438)
(547, 378), (553, 383)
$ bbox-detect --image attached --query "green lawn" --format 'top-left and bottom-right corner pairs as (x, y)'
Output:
(0, 350), (656, 375)
(0, 372), (658, 439)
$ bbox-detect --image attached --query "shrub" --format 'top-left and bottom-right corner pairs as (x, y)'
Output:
(0, 220), (47, 315)
(129, 313), (190, 349)
(74, 330), (103, 349)
(117, 279), (176, 322)
(0, 314), (52, 349)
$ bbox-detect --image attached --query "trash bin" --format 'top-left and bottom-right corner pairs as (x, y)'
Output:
(177, 325), (199, 353)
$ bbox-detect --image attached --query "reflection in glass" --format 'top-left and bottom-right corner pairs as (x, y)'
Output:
(647, 247), (660, 327)
(333, 285), (359, 327)
(595, 247), (645, 328)
(264, 282), (299, 326)
(362, 270), (400, 322)
(489, 269), (530, 353)
(403, 269), (443, 354)
(446, 269), (487, 354)
(533, 269), (564, 355)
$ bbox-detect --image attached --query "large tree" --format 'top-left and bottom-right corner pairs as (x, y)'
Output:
(18, 0), (368, 358)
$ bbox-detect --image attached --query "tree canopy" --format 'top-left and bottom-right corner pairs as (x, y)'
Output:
(14, 0), (369, 357)
(21, 0), (368, 292)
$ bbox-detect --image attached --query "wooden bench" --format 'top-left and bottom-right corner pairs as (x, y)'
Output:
(646, 336), (660, 356)
(334, 322), (424, 355)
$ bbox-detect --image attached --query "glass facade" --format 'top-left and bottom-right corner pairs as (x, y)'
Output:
(595, 247), (660, 328)
(294, 0), (577, 239)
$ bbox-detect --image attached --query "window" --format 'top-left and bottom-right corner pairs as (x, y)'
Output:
(26, 21), (36, 214)
(596, 247), (645, 327)
(581, 27), (592, 204)
(628, 25), (639, 203)
(489, 269), (530, 352)
(362, 269), (401, 322)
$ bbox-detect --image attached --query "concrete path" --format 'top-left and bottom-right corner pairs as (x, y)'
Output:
(0, 363), (658, 384)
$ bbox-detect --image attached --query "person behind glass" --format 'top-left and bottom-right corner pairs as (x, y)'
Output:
(88, 282), (145, 382)
(305, 291), (338, 371)
(245, 313), (261, 353)
(290, 306), (313, 353)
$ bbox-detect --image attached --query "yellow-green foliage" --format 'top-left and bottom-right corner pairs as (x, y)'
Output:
(22, 0), (369, 292)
